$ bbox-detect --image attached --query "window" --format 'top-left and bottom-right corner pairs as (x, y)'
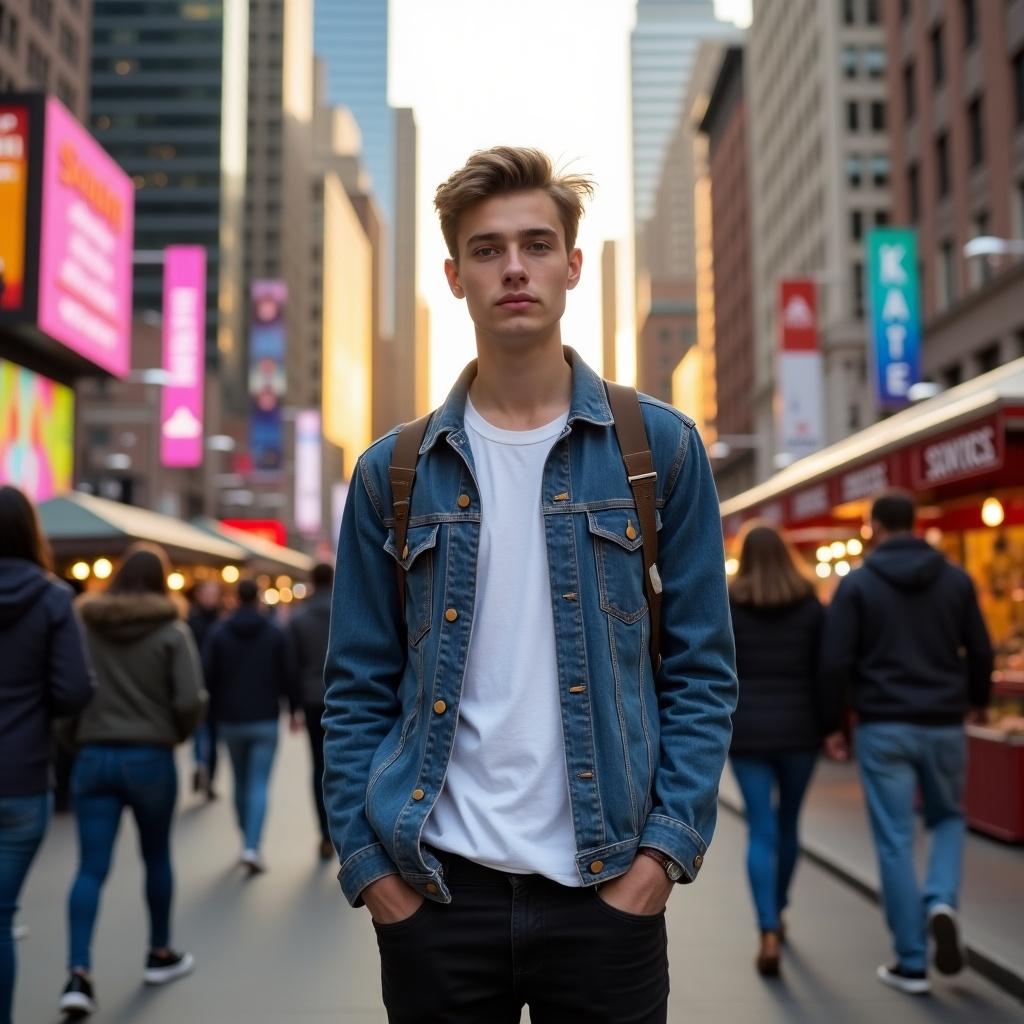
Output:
(1, 6), (18, 54)
(842, 47), (859, 79)
(847, 155), (863, 187)
(26, 40), (49, 87)
(844, 0), (856, 25)
(976, 343), (1001, 374)
(938, 239), (957, 310)
(56, 77), (76, 110)
(908, 163), (920, 221)
(935, 133), (950, 198)
(866, 0), (879, 24)
(962, 0), (977, 47)
(876, 210), (890, 227)
(864, 47), (887, 78)
(58, 22), (78, 62)
(853, 261), (865, 317)
(1015, 49), (1024, 126)
(903, 62), (916, 119)
(971, 212), (993, 287)
(967, 97), (984, 167)
(851, 210), (864, 241)
(29, 0), (51, 29)
(900, 0), (910, 16)
(871, 155), (890, 187)
(942, 364), (963, 389)
(1015, 179), (1024, 241)
(846, 100), (860, 132)
(931, 25), (944, 85)
(870, 101), (886, 131)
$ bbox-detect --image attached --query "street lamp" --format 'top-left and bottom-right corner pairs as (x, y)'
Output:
(963, 236), (1024, 259)
(907, 381), (943, 403)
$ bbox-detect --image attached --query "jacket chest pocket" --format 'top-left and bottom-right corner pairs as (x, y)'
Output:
(587, 509), (659, 625)
(384, 523), (440, 646)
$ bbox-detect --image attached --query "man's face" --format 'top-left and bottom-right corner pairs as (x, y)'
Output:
(444, 190), (582, 344)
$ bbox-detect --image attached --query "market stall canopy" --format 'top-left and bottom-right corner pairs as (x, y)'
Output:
(191, 518), (313, 576)
(38, 492), (247, 565)
(720, 357), (1024, 533)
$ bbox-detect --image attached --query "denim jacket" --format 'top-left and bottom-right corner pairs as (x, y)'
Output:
(323, 348), (737, 906)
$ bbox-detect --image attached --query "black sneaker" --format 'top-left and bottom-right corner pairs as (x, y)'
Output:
(59, 973), (97, 1017)
(877, 963), (930, 995)
(143, 949), (195, 986)
(928, 904), (965, 976)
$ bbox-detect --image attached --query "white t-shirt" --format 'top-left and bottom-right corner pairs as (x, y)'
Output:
(422, 397), (580, 885)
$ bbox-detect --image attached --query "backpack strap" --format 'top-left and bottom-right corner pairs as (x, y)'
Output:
(388, 412), (432, 621)
(605, 382), (662, 670)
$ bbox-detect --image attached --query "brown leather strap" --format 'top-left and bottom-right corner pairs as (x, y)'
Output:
(389, 412), (432, 621)
(605, 382), (661, 670)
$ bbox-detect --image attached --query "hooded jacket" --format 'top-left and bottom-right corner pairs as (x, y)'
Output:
(287, 590), (331, 708)
(0, 559), (94, 796)
(74, 592), (207, 747)
(203, 606), (298, 724)
(821, 536), (993, 724)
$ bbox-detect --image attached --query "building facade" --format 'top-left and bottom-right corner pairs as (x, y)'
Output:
(883, 0), (1024, 386)
(746, 0), (891, 479)
(601, 240), (618, 381)
(0, 0), (91, 119)
(393, 104), (420, 426)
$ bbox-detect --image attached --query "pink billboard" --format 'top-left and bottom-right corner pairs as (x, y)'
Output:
(160, 246), (206, 467)
(35, 97), (134, 378)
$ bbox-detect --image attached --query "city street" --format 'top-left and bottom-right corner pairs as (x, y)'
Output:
(12, 730), (1023, 1023)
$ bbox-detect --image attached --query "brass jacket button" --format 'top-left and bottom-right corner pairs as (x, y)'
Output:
(589, 860), (604, 873)
(412, 788), (425, 801)
(625, 521), (638, 541)
(433, 700), (447, 714)
(444, 608), (458, 622)
(457, 494), (471, 508)
(693, 854), (704, 869)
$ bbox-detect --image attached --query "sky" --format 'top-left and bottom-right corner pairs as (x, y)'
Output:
(389, 0), (751, 406)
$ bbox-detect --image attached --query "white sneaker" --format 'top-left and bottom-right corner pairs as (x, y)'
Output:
(240, 849), (266, 874)
(143, 949), (195, 986)
(928, 903), (965, 976)
(59, 973), (97, 1015)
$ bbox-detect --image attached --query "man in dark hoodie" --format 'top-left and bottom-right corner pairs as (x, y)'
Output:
(187, 581), (223, 800)
(286, 563), (334, 860)
(203, 579), (299, 873)
(822, 490), (992, 996)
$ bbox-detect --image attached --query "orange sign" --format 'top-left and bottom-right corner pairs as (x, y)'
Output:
(0, 105), (30, 312)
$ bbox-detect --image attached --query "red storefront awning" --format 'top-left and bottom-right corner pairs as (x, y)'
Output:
(720, 358), (1024, 537)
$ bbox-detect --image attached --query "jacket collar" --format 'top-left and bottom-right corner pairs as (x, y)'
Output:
(420, 345), (613, 455)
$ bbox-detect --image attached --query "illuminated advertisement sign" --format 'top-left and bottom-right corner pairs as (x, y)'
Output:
(248, 280), (287, 475)
(294, 409), (322, 535)
(36, 97), (134, 377)
(0, 104), (30, 314)
(777, 279), (824, 460)
(160, 246), (206, 467)
(866, 228), (921, 408)
(0, 357), (74, 501)
(220, 518), (287, 547)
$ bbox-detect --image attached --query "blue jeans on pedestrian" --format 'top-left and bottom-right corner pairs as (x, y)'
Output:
(192, 718), (219, 784)
(67, 745), (178, 971)
(730, 751), (818, 932)
(220, 720), (279, 852)
(855, 722), (966, 973)
(0, 794), (50, 1024)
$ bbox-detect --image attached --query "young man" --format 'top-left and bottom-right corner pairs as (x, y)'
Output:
(323, 147), (737, 1023)
(822, 491), (992, 996)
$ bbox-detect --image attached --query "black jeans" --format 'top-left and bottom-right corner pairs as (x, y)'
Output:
(304, 704), (329, 843)
(374, 852), (669, 1024)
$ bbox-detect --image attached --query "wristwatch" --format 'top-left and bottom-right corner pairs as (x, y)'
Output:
(637, 846), (684, 882)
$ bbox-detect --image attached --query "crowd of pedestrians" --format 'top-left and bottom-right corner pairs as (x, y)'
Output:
(0, 475), (995, 1021)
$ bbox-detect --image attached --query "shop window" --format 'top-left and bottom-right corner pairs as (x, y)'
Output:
(931, 25), (945, 86)
(968, 97), (984, 167)
(962, 0), (977, 48)
(935, 133), (950, 198)
(976, 342), (1001, 374)
(870, 101), (886, 132)
(846, 100), (860, 132)
(903, 61), (916, 120)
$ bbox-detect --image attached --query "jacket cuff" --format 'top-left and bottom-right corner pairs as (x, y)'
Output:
(338, 842), (400, 907)
(640, 813), (708, 883)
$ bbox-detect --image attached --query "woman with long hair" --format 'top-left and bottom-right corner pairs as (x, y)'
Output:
(0, 486), (93, 1024)
(60, 544), (206, 1017)
(728, 522), (837, 977)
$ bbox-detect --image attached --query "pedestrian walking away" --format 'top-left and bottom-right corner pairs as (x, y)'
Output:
(186, 580), (224, 801)
(323, 146), (738, 1023)
(821, 490), (993, 996)
(203, 578), (300, 874)
(60, 543), (206, 1018)
(286, 563), (336, 860)
(0, 487), (94, 1024)
(726, 521), (841, 978)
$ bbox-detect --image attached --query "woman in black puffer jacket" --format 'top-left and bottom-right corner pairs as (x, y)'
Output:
(728, 521), (839, 978)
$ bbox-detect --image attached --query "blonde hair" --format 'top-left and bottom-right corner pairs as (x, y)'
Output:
(434, 146), (595, 259)
(729, 521), (815, 608)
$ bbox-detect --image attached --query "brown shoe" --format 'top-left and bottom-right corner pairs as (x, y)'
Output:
(756, 930), (781, 977)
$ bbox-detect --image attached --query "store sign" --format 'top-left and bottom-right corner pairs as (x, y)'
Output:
(0, 104), (30, 314)
(866, 228), (921, 408)
(840, 460), (889, 504)
(160, 246), (206, 467)
(36, 97), (133, 377)
(0, 357), (74, 501)
(248, 280), (287, 476)
(777, 279), (824, 460)
(221, 518), (287, 547)
(913, 420), (1003, 487)
(790, 484), (831, 522)
(294, 409), (322, 535)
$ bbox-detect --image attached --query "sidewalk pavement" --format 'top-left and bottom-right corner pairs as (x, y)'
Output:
(719, 757), (1024, 1001)
(12, 731), (1024, 1022)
